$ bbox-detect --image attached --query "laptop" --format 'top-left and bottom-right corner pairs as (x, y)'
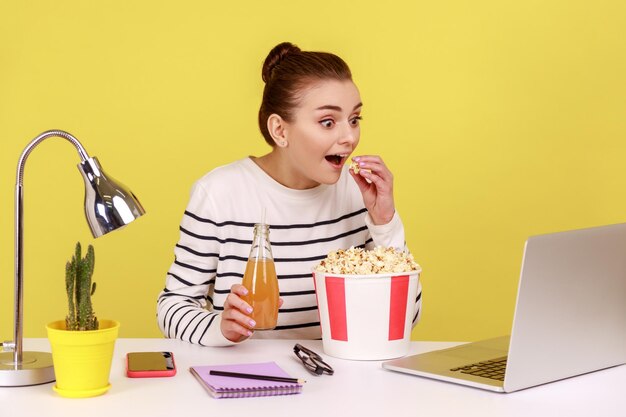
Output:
(383, 222), (626, 392)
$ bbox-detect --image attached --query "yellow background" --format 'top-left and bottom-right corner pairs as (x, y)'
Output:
(1, 1), (625, 342)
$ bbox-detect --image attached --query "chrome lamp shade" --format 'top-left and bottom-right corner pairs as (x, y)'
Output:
(80, 157), (145, 238)
(0, 130), (145, 387)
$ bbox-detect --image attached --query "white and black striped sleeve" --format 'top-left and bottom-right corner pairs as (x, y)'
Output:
(156, 182), (234, 346)
(364, 211), (406, 251)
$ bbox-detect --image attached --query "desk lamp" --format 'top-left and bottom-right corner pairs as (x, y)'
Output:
(0, 130), (145, 386)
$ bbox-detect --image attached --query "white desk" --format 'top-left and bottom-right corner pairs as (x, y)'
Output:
(3, 338), (625, 417)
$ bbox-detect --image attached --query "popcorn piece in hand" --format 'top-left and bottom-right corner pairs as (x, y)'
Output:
(349, 161), (360, 174)
(316, 246), (420, 275)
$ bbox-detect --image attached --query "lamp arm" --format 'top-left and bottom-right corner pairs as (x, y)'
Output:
(12, 130), (91, 364)
(16, 130), (90, 186)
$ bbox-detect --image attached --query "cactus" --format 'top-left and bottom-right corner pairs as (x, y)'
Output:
(65, 242), (99, 331)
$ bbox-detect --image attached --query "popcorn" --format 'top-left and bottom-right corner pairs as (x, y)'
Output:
(349, 161), (360, 174)
(316, 246), (420, 275)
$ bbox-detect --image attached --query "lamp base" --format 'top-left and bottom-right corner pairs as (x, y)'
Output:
(0, 351), (55, 386)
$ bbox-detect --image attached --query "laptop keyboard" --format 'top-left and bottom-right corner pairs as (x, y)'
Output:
(450, 356), (507, 381)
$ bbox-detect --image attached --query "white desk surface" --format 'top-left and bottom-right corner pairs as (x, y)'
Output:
(3, 338), (625, 417)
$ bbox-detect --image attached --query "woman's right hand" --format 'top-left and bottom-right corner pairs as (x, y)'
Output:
(221, 284), (255, 343)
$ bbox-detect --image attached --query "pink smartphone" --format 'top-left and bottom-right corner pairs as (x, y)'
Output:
(126, 351), (177, 378)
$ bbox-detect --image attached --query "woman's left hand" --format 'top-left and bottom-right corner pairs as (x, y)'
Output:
(349, 155), (395, 225)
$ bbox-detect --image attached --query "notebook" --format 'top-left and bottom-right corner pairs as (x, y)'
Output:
(383, 222), (626, 392)
(189, 362), (303, 399)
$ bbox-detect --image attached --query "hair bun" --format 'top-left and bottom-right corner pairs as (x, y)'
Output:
(262, 42), (301, 83)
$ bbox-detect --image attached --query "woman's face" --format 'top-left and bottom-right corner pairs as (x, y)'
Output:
(281, 79), (362, 189)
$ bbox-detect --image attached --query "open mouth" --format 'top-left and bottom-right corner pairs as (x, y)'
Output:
(325, 154), (348, 167)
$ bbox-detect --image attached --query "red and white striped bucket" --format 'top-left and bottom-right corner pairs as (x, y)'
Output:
(313, 269), (421, 360)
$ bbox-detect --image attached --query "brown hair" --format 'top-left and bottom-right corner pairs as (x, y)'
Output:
(258, 42), (353, 146)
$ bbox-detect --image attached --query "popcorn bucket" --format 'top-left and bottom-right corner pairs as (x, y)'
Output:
(313, 270), (421, 360)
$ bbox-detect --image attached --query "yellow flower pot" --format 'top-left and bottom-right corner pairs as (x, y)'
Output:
(46, 319), (120, 398)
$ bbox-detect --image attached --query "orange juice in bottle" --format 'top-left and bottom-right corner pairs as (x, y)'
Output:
(241, 223), (279, 330)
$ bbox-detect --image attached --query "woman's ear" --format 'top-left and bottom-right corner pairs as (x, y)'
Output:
(267, 114), (288, 148)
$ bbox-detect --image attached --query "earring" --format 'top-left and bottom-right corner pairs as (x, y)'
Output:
(279, 141), (287, 147)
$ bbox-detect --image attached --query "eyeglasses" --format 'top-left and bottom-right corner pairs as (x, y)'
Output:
(293, 344), (334, 376)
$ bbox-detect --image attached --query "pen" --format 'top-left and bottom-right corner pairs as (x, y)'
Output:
(209, 370), (306, 384)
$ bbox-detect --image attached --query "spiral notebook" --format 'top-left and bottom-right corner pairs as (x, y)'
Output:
(189, 362), (303, 399)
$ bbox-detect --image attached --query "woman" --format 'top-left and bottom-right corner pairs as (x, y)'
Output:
(157, 42), (422, 345)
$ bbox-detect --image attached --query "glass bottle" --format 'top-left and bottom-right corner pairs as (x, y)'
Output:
(241, 223), (279, 330)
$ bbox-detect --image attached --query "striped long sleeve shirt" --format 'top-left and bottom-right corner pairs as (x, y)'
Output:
(157, 157), (422, 346)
